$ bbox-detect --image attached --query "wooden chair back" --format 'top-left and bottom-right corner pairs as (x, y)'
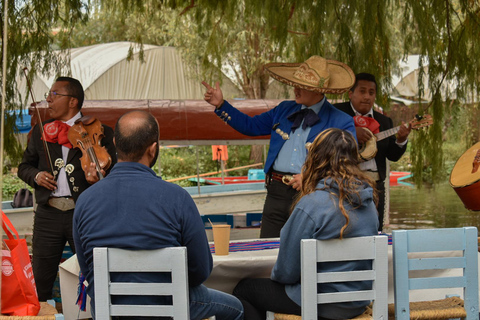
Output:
(301, 236), (388, 320)
(93, 247), (189, 319)
(392, 227), (479, 320)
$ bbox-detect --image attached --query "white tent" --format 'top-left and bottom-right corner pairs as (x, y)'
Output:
(391, 55), (467, 103)
(17, 41), (243, 101)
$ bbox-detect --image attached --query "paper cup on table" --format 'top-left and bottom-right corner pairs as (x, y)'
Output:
(212, 224), (231, 255)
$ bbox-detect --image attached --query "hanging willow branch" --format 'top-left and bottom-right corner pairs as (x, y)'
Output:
(3, 0), (480, 184)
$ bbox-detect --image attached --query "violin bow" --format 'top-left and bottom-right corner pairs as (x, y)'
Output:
(22, 67), (55, 176)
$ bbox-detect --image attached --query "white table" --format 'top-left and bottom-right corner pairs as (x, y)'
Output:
(204, 245), (279, 294)
(60, 238), (479, 319)
(203, 239), (477, 304)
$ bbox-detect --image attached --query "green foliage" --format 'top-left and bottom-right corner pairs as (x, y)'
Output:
(3, 0), (480, 186)
(1, 0), (89, 164)
(2, 173), (32, 200)
(393, 99), (478, 185)
(154, 145), (259, 187)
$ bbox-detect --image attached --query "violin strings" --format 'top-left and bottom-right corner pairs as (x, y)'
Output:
(82, 137), (103, 174)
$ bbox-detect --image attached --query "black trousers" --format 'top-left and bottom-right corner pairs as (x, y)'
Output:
(260, 178), (298, 238)
(233, 278), (301, 320)
(376, 180), (386, 232)
(32, 204), (76, 301)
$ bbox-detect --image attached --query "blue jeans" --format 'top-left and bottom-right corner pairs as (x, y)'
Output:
(190, 284), (244, 320)
(92, 284), (243, 320)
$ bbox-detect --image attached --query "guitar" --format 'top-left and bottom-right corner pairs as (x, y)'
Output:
(450, 142), (480, 211)
(359, 114), (433, 161)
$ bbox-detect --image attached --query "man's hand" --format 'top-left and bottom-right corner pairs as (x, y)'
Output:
(35, 171), (57, 191)
(396, 122), (412, 144)
(202, 81), (224, 109)
(355, 127), (374, 145)
(288, 174), (303, 191)
(85, 162), (105, 184)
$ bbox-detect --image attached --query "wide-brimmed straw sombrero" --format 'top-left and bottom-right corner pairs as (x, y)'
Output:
(265, 55), (355, 94)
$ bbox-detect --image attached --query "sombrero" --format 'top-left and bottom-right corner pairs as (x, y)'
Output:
(265, 55), (355, 94)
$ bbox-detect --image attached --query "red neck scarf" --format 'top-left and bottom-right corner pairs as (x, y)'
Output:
(353, 115), (380, 134)
(43, 120), (73, 148)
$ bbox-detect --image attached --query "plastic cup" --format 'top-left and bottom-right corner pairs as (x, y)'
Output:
(212, 224), (231, 255)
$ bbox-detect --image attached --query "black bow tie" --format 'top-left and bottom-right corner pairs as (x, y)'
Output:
(287, 108), (320, 133)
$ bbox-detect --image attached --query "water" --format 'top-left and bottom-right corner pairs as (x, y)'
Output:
(4, 180), (479, 233)
(387, 182), (480, 231)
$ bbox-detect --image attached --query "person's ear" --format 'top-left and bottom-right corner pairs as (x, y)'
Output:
(148, 142), (158, 157)
(69, 97), (79, 110)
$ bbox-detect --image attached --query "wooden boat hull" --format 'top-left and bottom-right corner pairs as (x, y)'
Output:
(3, 183), (266, 235)
(29, 99), (282, 145)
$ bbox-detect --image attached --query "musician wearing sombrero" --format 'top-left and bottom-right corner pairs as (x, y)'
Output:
(334, 73), (411, 231)
(203, 55), (357, 238)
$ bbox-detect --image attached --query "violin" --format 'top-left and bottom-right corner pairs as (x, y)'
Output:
(68, 115), (112, 180)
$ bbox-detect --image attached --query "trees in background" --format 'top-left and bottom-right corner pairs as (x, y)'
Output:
(1, 0), (88, 164)
(2, 0), (480, 182)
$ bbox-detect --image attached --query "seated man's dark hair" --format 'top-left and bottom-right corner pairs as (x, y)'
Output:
(350, 73), (377, 91)
(114, 111), (159, 162)
(56, 76), (85, 108)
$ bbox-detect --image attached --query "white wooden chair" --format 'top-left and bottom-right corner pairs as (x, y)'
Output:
(391, 227), (479, 320)
(93, 247), (189, 319)
(267, 236), (389, 320)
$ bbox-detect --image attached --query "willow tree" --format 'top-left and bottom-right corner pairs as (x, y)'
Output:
(1, 0), (88, 167)
(3, 0), (480, 183)
(102, 0), (480, 183)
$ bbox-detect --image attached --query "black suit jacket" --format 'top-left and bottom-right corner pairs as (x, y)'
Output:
(334, 102), (407, 182)
(18, 117), (117, 206)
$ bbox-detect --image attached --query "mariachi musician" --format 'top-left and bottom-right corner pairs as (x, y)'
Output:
(18, 76), (117, 302)
(334, 73), (411, 232)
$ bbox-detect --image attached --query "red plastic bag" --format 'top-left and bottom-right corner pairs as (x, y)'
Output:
(1, 210), (40, 316)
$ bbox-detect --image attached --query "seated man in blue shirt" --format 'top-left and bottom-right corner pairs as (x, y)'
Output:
(203, 55), (357, 238)
(73, 110), (243, 320)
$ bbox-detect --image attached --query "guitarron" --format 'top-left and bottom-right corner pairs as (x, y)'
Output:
(450, 141), (480, 211)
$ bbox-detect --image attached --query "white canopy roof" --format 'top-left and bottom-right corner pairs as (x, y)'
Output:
(17, 42), (242, 102)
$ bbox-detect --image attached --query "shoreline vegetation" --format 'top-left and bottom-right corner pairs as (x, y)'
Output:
(1, 138), (459, 201)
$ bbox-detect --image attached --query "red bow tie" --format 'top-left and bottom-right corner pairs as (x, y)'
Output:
(353, 115), (380, 134)
(43, 121), (73, 148)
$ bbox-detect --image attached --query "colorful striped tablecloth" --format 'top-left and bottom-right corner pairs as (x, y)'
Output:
(210, 240), (280, 253)
(209, 234), (392, 253)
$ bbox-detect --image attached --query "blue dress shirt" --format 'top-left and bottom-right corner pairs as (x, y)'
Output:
(273, 98), (325, 173)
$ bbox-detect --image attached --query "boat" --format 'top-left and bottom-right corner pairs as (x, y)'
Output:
(189, 176), (264, 185)
(390, 171), (413, 186)
(190, 171), (412, 186)
(4, 99), (411, 235)
(2, 180), (267, 237)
